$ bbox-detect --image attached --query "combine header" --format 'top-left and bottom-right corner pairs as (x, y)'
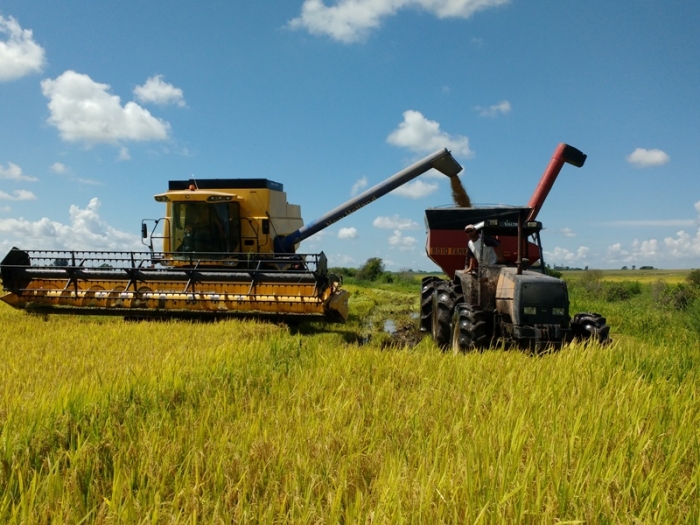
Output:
(1, 149), (461, 323)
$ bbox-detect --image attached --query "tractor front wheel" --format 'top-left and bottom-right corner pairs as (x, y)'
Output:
(571, 312), (611, 345)
(432, 282), (455, 350)
(420, 276), (440, 334)
(451, 304), (491, 353)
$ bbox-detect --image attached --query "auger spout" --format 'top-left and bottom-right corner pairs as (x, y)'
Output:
(527, 143), (587, 221)
(277, 148), (462, 252)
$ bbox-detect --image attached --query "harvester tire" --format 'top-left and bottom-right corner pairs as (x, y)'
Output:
(420, 276), (440, 334)
(432, 282), (455, 350)
(571, 312), (611, 345)
(451, 304), (491, 353)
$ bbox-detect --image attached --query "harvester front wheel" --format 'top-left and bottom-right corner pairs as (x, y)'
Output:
(420, 276), (440, 334)
(431, 282), (455, 350)
(451, 304), (491, 353)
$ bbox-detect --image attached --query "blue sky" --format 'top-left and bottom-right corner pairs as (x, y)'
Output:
(1, 0), (698, 270)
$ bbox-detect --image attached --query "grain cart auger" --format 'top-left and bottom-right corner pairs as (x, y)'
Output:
(421, 143), (611, 352)
(1, 148), (462, 323)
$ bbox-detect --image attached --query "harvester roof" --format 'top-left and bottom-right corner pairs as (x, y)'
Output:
(168, 179), (284, 191)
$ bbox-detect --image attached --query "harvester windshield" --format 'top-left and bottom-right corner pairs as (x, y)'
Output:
(172, 201), (241, 257)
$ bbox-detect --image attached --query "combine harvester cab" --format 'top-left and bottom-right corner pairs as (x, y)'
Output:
(421, 143), (611, 352)
(1, 149), (462, 324)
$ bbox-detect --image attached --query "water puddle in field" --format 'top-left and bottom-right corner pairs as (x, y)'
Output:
(383, 319), (396, 334)
(356, 313), (423, 348)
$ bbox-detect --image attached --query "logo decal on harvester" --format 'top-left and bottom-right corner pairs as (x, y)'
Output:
(429, 247), (467, 255)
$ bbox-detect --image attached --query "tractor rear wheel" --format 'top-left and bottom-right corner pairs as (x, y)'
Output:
(431, 282), (455, 350)
(451, 304), (491, 353)
(420, 276), (440, 334)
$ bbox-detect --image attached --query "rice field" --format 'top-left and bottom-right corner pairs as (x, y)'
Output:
(1, 275), (699, 523)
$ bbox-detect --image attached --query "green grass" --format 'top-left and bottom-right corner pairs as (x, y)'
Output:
(563, 268), (691, 284)
(1, 276), (699, 523)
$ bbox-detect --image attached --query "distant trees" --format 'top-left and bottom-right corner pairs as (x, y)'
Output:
(356, 258), (385, 281)
(687, 269), (700, 288)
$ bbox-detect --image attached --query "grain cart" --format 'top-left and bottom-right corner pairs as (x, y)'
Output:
(1, 149), (461, 323)
(421, 144), (610, 351)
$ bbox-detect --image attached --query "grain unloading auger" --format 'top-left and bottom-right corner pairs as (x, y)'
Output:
(1, 149), (462, 322)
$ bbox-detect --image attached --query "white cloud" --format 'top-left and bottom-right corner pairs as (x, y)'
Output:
(391, 179), (439, 199)
(133, 75), (186, 107)
(0, 189), (36, 201)
(388, 229), (417, 251)
(351, 176), (368, 196)
(0, 198), (141, 252)
(545, 246), (589, 264)
(626, 148), (670, 168)
(605, 235), (698, 265)
(289, 0), (509, 43)
(475, 100), (511, 117)
(338, 226), (358, 239)
(373, 214), (420, 230)
(49, 161), (101, 186)
(560, 227), (576, 237)
(387, 110), (472, 156)
(0, 162), (37, 181)
(50, 162), (67, 174)
(41, 70), (171, 145)
(603, 201), (700, 266)
(328, 252), (357, 267)
(602, 219), (695, 227)
(0, 15), (46, 81)
(117, 147), (131, 161)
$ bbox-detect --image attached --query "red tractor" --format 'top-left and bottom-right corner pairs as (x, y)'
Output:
(421, 144), (610, 352)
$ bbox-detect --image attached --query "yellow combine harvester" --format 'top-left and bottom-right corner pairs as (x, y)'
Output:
(1, 149), (462, 323)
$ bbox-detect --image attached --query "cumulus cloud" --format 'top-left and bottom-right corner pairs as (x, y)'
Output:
(475, 100), (511, 117)
(391, 179), (439, 199)
(626, 148), (670, 168)
(351, 176), (368, 196)
(0, 162), (37, 181)
(49, 161), (101, 185)
(0, 189), (36, 201)
(0, 15), (46, 81)
(604, 200), (700, 266)
(134, 75), (186, 107)
(117, 147), (131, 161)
(373, 214), (420, 230)
(388, 229), (417, 251)
(328, 252), (358, 267)
(663, 231), (700, 260)
(545, 246), (589, 264)
(41, 70), (171, 145)
(338, 226), (358, 239)
(0, 198), (141, 252)
(387, 110), (472, 156)
(50, 162), (67, 174)
(289, 0), (509, 43)
(602, 219), (694, 227)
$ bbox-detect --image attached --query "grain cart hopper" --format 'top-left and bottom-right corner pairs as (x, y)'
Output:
(421, 143), (610, 351)
(1, 149), (461, 323)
